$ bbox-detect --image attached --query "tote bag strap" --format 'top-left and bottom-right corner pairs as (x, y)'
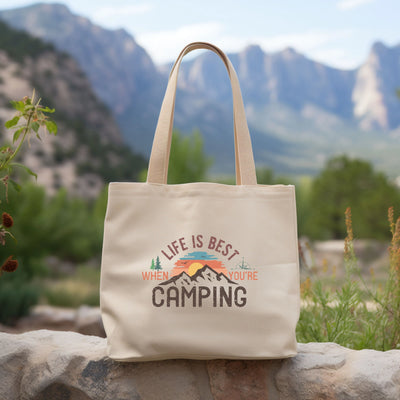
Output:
(147, 42), (257, 185)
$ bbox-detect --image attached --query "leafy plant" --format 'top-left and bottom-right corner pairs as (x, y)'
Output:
(379, 207), (400, 348)
(297, 207), (400, 350)
(2, 90), (57, 185)
(0, 91), (57, 278)
(0, 91), (57, 323)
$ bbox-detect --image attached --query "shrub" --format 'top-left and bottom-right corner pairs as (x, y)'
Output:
(297, 207), (400, 350)
(0, 279), (39, 324)
(0, 184), (104, 273)
(304, 155), (400, 240)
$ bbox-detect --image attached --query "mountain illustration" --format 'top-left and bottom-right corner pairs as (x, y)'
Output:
(160, 265), (237, 286)
(160, 271), (193, 287)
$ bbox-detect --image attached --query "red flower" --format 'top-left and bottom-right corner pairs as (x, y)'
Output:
(2, 212), (13, 228)
(1, 256), (18, 272)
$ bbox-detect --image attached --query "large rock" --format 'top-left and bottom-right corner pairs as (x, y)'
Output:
(0, 330), (399, 399)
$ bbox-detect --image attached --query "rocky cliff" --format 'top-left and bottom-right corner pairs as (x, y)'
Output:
(0, 3), (165, 154)
(0, 20), (146, 197)
(353, 42), (400, 130)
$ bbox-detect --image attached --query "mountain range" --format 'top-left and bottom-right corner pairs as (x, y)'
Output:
(1, 3), (400, 176)
(160, 265), (237, 286)
(0, 18), (146, 197)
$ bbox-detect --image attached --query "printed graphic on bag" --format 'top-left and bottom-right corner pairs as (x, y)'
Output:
(141, 234), (258, 308)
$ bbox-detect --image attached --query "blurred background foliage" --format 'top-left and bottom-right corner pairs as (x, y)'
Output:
(1, 130), (400, 324)
(304, 156), (400, 240)
(0, 182), (106, 323)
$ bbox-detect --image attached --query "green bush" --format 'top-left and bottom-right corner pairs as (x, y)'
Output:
(0, 279), (39, 324)
(0, 183), (104, 275)
(140, 130), (213, 184)
(167, 131), (213, 184)
(297, 207), (400, 350)
(304, 155), (400, 240)
(0, 181), (106, 322)
(0, 179), (107, 322)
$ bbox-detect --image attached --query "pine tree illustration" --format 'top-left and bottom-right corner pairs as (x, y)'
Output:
(150, 258), (155, 270)
(155, 256), (162, 270)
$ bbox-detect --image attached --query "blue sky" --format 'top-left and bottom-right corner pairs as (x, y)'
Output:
(0, 0), (399, 69)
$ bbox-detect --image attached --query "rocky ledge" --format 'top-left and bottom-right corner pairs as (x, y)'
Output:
(0, 330), (399, 400)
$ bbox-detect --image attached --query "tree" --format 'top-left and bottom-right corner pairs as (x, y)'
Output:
(168, 130), (213, 184)
(154, 256), (162, 270)
(256, 168), (275, 185)
(140, 130), (213, 184)
(150, 259), (155, 270)
(304, 155), (400, 240)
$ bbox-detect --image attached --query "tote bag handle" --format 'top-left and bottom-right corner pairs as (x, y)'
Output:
(147, 42), (257, 185)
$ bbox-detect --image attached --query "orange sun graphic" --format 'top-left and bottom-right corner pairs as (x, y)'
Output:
(187, 262), (204, 276)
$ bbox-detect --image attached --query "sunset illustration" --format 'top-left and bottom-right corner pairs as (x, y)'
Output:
(171, 251), (229, 277)
(187, 262), (204, 276)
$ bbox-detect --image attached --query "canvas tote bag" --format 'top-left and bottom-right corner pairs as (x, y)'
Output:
(100, 42), (300, 361)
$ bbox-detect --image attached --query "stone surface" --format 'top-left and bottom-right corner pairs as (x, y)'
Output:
(0, 330), (400, 400)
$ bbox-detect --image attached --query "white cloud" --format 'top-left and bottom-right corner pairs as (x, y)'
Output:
(93, 3), (153, 24)
(310, 48), (360, 69)
(221, 29), (357, 68)
(136, 22), (224, 63)
(256, 29), (354, 53)
(137, 24), (357, 70)
(337, 0), (375, 10)
(255, 29), (361, 69)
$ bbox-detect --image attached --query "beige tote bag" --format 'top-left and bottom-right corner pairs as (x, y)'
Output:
(100, 42), (300, 361)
